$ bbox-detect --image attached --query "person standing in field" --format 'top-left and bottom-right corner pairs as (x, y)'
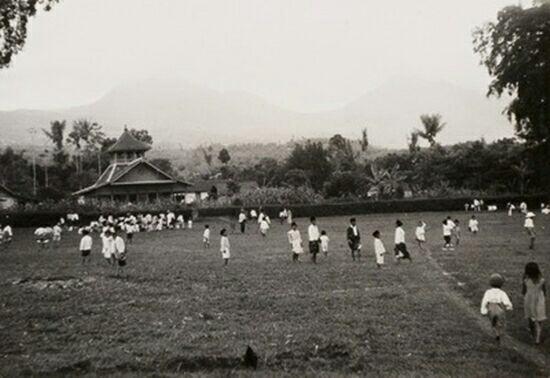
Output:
(287, 222), (303, 262)
(113, 228), (127, 276)
(523, 262), (547, 345)
(238, 209), (247, 234)
(442, 219), (454, 251)
(320, 230), (330, 257)
(308, 216), (321, 263)
(524, 212), (536, 250)
(203, 225), (211, 248)
(220, 228), (230, 266)
(480, 273), (513, 343)
(347, 218), (361, 261)
(52, 223), (62, 245)
(507, 203), (516, 216)
(415, 221), (427, 251)
(394, 220), (411, 261)
(468, 215), (479, 234)
(453, 219), (461, 246)
(79, 228), (93, 265)
(259, 217), (270, 237)
(373, 230), (386, 268)
(2, 222), (13, 244)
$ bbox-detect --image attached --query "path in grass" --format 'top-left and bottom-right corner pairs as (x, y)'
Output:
(421, 246), (550, 373)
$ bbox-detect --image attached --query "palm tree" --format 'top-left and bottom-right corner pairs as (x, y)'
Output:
(416, 114), (446, 147)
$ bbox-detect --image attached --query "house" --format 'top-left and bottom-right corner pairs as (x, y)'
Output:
(0, 184), (20, 210)
(73, 128), (191, 202)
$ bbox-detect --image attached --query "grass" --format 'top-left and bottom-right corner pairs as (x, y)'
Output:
(0, 211), (548, 376)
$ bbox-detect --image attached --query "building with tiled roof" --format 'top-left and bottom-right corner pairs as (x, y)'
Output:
(73, 128), (191, 203)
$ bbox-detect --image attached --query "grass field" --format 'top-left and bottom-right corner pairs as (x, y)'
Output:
(0, 211), (549, 376)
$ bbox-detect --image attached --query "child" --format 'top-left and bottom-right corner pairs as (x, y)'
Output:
(113, 228), (127, 276)
(453, 219), (461, 246)
(101, 227), (114, 265)
(52, 223), (62, 244)
(480, 273), (513, 342)
(347, 218), (361, 261)
(220, 228), (230, 266)
(507, 203), (516, 217)
(522, 262), (547, 345)
(320, 230), (330, 257)
(203, 225), (211, 248)
(287, 222), (303, 262)
(79, 228), (93, 265)
(125, 221), (135, 244)
(468, 215), (479, 234)
(524, 212), (536, 250)
(2, 223), (13, 244)
(259, 218), (270, 237)
(308, 216), (320, 263)
(394, 220), (411, 261)
(187, 218), (193, 229)
(415, 221), (426, 251)
(34, 227), (53, 249)
(442, 219), (454, 251)
(373, 230), (386, 268)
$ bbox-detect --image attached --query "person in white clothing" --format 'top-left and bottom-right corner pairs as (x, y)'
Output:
(373, 230), (386, 268)
(468, 215), (479, 234)
(101, 227), (114, 265)
(320, 230), (330, 257)
(79, 228), (93, 265)
(415, 221), (426, 251)
(308, 216), (321, 263)
(520, 201), (528, 214)
(203, 225), (211, 248)
(394, 220), (411, 261)
(507, 203), (516, 216)
(524, 212), (536, 250)
(442, 219), (454, 251)
(259, 218), (270, 237)
(52, 223), (62, 244)
(220, 228), (230, 266)
(113, 228), (127, 276)
(287, 222), (303, 262)
(2, 223), (13, 244)
(238, 209), (247, 234)
(480, 273), (513, 342)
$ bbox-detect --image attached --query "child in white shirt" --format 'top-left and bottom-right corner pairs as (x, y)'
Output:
(373, 230), (386, 268)
(259, 219), (270, 237)
(287, 222), (303, 262)
(442, 219), (454, 251)
(79, 228), (93, 265)
(320, 230), (330, 257)
(415, 221), (426, 251)
(203, 225), (211, 248)
(53, 224), (62, 244)
(114, 228), (127, 276)
(480, 273), (513, 342)
(220, 228), (230, 266)
(468, 215), (479, 234)
(524, 212), (536, 250)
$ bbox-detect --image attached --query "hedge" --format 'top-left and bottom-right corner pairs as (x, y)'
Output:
(2, 193), (549, 228)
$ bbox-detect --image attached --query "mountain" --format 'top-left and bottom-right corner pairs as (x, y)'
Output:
(0, 77), (513, 148)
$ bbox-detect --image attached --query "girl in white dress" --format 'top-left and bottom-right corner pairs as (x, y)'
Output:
(220, 228), (230, 266)
(415, 221), (426, 251)
(373, 230), (386, 268)
(287, 222), (303, 262)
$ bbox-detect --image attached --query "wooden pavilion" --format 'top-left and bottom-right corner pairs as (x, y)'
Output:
(73, 128), (191, 203)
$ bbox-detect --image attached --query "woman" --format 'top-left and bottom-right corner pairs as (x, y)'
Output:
(523, 262), (546, 344)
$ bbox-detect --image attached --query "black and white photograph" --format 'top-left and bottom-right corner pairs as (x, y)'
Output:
(0, 0), (549, 375)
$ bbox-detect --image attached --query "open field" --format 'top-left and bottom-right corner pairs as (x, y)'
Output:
(0, 211), (549, 376)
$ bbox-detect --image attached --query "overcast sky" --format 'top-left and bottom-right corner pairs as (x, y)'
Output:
(0, 0), (521, 112)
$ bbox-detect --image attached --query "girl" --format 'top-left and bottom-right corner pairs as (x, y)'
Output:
(442, 219), (454, 251)
(522, 262), (547, 344)
(394, 220), (411, 261)
(468, 215), (479, 234)
(480, 273), (513, 342)
(524, 212), (536, 250)
(373, 230), (386, 268)
(415, 221), (426, 251)
(220, 228), (230, 266)
(287, 222), (303, 262)
(320, 230), (330, 257)
(203, 225), (211, 248)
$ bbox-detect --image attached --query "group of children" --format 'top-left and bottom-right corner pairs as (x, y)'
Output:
(481, 263), (546, 345)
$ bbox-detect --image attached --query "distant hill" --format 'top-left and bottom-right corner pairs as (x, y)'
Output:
(0, 76), (513, 148)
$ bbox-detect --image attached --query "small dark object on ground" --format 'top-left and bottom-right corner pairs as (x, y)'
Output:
(243, 345), (258, 369)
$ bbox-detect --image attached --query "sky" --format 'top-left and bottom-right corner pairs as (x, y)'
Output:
(0, 0), (522, 112)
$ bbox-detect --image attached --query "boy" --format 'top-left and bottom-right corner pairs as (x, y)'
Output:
(79, 228), (93, 265)
(320, 230), (330, 257)
(113, 228), (127, 276)
(524, 212), (536, 250)
(394, 220), (411, 261)
(347, 218), (361, 261)
(373, 230), (386, 268)
(203, 225), (211, 248)
(308, 216), (320, 263)
(480, 273), (513, 342)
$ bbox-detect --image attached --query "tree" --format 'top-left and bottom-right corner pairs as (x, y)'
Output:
(0, 0), (58, 69)
(416, 114), (445, 147)
(129, 128), (153, 145)
(360, 128), (369, 153)
(43, 120), (68, 167)
(66, 119), (105, 174)
(407, 131), (420, 154)
(328, 134), (356, 171)
(286, 140), (332, 191)
(473, 3), (550, 184)
(0, 147), (33, 196)
(200, 146), (213, 167)
(218, 148), (231, 165)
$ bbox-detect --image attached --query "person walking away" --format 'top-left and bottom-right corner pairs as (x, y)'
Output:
(523, 262), (547, 345)
(480, 273), (513, 343)
(394, 220), (411, 261)
(524, 212), (536, 250)
(320, 230), (330, 257)
(79, 228), (93, 265)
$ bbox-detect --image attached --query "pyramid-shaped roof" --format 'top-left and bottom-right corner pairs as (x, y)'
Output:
(108, 128), (151, 153)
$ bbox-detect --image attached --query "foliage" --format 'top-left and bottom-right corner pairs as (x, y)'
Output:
(129, 128), (153, 145)
(416, 114), (445, 147)
(217, 148), (231, 165)
(328, 134), (357, 172)
(286, 140), (332, 191)
(0, 0), (58, 69)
